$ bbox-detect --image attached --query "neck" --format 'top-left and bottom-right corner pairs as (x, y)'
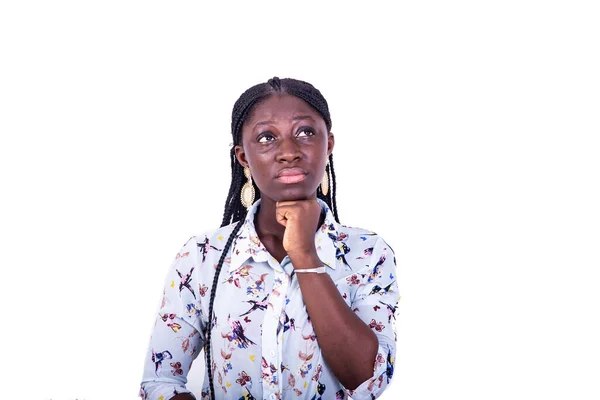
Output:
(254, 197), (286, 241)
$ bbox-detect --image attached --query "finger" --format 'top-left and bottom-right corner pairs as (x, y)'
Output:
(277, 208), (293, 220)
(275, 210), (288, 226)
(276, 200), (299, 208)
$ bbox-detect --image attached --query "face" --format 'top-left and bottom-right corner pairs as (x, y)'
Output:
(235, 94), (334, 203)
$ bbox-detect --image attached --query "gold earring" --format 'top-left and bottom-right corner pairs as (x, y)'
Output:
(241, 167), (255, 209)
(321, 161), (329, 196)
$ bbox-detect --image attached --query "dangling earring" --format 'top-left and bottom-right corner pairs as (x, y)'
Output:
(241, 167), (255, 209)
(320, 161), (329, 196)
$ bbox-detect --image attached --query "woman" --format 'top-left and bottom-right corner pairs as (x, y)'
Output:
(140, 77), (399, 400)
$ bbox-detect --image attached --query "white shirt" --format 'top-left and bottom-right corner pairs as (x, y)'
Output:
(140, 199), (399, 400)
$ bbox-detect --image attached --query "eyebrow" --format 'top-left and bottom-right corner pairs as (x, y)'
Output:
(254, 115), (316, 128)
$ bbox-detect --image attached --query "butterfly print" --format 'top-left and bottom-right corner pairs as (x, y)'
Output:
(368, 319), (385, 332)
(261, 357), (278, 374)
(160, 313), (176, 322)
(236, 370), (251, 386)
(346, 274), (360, 285)
(167, 322), (181, 332)
(159, 313), (183, 332)
(299, 350), (313, 362)
(198, 284), (208, 297)
(221, 349), (232, 360)
(170, 361), (183, 376)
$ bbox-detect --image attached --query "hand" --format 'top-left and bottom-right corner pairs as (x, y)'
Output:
(275, 199), (321, 260)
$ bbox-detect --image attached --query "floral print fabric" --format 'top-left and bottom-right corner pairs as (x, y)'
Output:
(140, 199), (399, 400)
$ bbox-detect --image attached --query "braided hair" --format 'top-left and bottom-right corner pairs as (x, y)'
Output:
(205, 77), (340, 399)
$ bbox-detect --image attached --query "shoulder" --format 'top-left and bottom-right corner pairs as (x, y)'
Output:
(193, 221), (241, 246)
(338, 224), (393, 250)
(335, 224), (397, 275)
(181, 221), (243, 265)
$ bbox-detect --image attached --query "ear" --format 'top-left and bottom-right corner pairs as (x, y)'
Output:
(234, 144), (249, 168)
(326, 131), (335, 157)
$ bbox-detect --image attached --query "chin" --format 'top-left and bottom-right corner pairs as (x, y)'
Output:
(273, 187), (318, 202)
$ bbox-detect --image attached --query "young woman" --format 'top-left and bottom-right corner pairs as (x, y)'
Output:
(140, 77), (399, 400)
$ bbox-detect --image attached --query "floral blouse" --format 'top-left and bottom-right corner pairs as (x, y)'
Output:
(140, 199), (400, 400)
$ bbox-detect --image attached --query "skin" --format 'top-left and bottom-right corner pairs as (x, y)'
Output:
(173, 94), (378, 399)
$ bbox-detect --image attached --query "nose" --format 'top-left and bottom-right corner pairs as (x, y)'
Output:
(276, 135), (301, 163)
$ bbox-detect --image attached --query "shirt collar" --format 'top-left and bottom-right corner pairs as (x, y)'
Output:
(228, 198), (340, 273)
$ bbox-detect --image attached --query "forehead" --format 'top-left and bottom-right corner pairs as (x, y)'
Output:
(244, 94), (323, 127)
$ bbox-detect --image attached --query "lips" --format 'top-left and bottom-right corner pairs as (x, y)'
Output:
(277, 167), (307, 177)
(276, 167), (307, 184)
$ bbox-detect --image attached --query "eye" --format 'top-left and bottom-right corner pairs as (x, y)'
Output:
(296, 127), (316, 137)
(257, 131), (276, 143)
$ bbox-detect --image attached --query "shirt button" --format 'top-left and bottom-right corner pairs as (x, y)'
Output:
(270, 350), (275, 357)
(270, 394), (277, 400)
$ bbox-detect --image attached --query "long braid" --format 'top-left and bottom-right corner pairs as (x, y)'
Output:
(207, 77), (341, 398)
(205, 220), (243, 399)
(328, 153), (339, 222)
(220, 148), (239, 227)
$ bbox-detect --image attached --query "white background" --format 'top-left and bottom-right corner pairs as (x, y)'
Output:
(1, 1), (599, 399)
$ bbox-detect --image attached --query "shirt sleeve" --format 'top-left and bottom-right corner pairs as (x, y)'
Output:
(140, 236), (206, 400)
(344, 238), (400, 400)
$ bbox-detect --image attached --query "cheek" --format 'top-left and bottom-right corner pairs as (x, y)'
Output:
(247, 156), (272, 184)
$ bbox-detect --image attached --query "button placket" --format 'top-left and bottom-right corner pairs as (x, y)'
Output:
(261, 266), (288, 397)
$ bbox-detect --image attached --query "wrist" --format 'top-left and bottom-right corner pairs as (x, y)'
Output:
(294, 265), (327, 274)
(288, 251), (321, 270)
